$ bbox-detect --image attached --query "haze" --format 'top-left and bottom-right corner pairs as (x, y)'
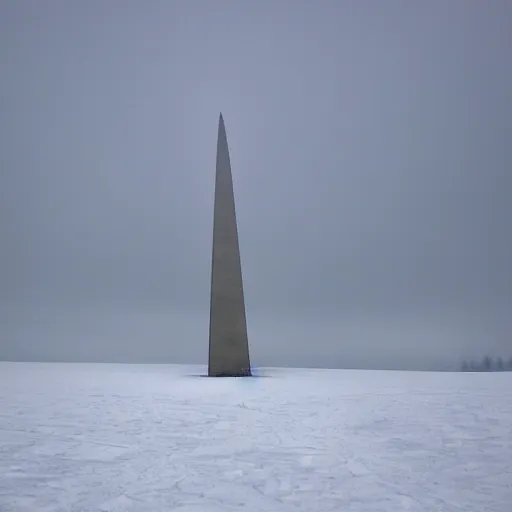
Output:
(1, 0), (511, 370)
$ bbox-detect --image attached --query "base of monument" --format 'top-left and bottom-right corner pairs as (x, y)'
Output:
(189, 369), (271, 378)
(207, 369), (252, 378)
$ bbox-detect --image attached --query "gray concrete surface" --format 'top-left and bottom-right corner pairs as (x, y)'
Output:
(208, 114), (252, 377)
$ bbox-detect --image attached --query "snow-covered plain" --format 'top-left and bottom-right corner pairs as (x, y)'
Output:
(0, 363), (510, 512)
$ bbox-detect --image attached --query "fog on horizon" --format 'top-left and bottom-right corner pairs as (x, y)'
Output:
(1, 0), (511, 371)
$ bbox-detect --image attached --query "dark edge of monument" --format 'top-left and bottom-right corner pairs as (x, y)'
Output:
(209, 369), (252, 377)
(192, 372), (272, 379)
(186, 368), (274, 379)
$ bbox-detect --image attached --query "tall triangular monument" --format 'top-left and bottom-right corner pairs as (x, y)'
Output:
(208, 113), (252, 377)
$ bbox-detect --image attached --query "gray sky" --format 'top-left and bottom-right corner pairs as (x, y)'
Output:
(1, 0), (511, 370)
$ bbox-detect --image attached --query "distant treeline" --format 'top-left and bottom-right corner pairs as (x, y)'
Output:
(460, 356), (512, 372)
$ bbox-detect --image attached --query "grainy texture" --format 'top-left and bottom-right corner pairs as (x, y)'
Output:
(208, 114), (251, 377)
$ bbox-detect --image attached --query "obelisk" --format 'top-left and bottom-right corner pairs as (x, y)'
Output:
(208, 113), (252, 377)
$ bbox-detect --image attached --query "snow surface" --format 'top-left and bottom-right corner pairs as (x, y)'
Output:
(0, 363), (511, 512)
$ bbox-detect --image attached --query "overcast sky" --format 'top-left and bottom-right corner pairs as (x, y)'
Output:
(1, 0), (511, 370)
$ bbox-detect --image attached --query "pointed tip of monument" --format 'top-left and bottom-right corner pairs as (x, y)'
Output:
(218, 112), (226, 134)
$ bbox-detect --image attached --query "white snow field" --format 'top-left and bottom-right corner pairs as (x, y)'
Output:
(0, 363), (511, 512)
